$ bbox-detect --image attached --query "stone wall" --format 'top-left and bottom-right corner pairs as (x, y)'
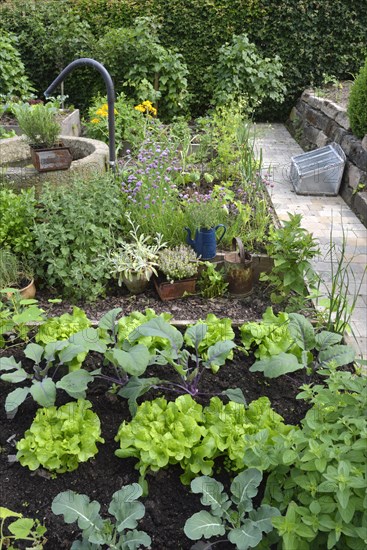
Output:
(287, 91), (367, 227)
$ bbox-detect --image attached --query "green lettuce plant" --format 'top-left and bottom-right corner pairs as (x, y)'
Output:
(115, 394), (294, 491)
(184, 469), (280, 549)
(52, 484), (151, 549)
(265, 370), (367, 550)
(35, 306), (91, 345)
(0, 331), (106, 416)
(248, 313), (355, 378)
(0, 506), (47, 549)
(16, 399), (104, 473)
(184, 314), (235, 364)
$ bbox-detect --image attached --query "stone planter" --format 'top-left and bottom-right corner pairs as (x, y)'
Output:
(0, 135), (109, 195)
(1, 109), (81, 137)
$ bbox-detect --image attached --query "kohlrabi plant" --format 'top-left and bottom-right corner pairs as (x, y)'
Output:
(16, 399), (104, 473)
(0, 329), (106, 417)
(119, 317), (238, 414)
(184, 469), (280, 549)
(52, 483), (151, 549)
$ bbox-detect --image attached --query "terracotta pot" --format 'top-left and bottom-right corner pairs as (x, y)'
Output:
(30, 144), (72, 172)
(154, 276), (196, 301)
(6, 279), (36, 300)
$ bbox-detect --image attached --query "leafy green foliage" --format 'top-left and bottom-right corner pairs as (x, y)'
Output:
(211, 33), (286, 112)
(0, 506), (47, 549)
(0, 334), (105, 415)
(266, 370), (367, 549)
(95, 16), (189, 120)
(32, 174), (125, 301)
(115, 395), (294, 489)
(115, 308), (173, 351)
(348, 58), (367, 138)
(184, 469), (280, 548)
(197, 263), (228, 299)
(260, 213), (320, 310)
(184, 314), (235, 363)
(16, 399), (104, 473)
(240, 307), (296, 360)
(52, 484), (151, 549)
(248, 313), (355, 378)
(0, 188), (37, 255)
(0, 293), (45, 348)
(13, 102), (60, 147)
(36, 306), (91, 348)
(0, 31), (34, 100)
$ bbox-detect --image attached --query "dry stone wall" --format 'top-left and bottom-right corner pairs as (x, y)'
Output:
(287, 91), (367, 227)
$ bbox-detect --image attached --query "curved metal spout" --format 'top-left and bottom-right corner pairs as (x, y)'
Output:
(44, 58), (116, 171)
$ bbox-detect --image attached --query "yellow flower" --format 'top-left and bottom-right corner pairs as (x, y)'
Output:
(150, 106), (157, 116)
(91, 118), (100, 124)
(96, 108), (105, 116)
(134, 104), (145, 113)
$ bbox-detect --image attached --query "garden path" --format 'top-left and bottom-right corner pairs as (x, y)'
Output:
(254, 123), (367, 361)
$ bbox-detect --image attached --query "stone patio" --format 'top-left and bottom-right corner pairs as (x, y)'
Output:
(254, 123), (367, 361)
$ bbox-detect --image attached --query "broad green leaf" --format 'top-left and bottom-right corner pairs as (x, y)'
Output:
(184, 511), (226, 540)
(128, 317), (183, 353)
(191, 476), (227, 511)
(249, 504), (280, 533)
(111, 484), (143, 504)
(249, 352), (302, 378)
(58, 344), (86, 365)
(69, 328), (106, 353)
(98, 308), (122, 331)
(288, 313), (315, 350)
(318, 345), (355, 368)
(206, 340), (237, 368)
(231, 469), (262, 511)
(44, 340), (69, 362)
(113, 502), (145, 532)
(52, 491), (102, 532)
(106, 345), (150, 376)
(118, 377), (160, 416)
(5, 387), (30, 413)
(56, 370), (95, 399)
(222, 388), (247, 405)
(29, 378), (56, 407)
(24, 343), (44, 364)
(8, 518), (34, 538)
(1, 367), (28, 383)
(0, 507), (22, 519)
(121, 529), (151, 549)
(0, 356), (22, 372)
(228, 520), (262, 549)
(315, 331), (342, 350)
(185, 324), (208, 350)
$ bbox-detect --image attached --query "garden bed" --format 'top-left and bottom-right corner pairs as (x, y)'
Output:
(0, 341), (314, 550)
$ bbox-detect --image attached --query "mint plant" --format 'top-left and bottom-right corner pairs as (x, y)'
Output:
(248, 313), (355, 378)
(265, 370), (367, 549)
(52, 483), (151, 549)
(0, 506), (47, 549)
(184, 469), (280, 549)
(16, 399), (104, 473)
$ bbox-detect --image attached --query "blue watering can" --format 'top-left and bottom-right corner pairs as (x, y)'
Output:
(184, 225), (226, 260)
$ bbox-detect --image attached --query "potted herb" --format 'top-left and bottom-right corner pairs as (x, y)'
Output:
(0, 249), (36, 299)
(105, 215), (166, 294)
(12, 102), (72, 172)
(155, 244), (199, 301)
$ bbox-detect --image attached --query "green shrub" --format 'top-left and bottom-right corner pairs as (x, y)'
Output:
(211, 33), (286, 113)
(0, 31), (34, 100)
(16, 399), (104, 473)
(32, 174), (125, 301)
(94, 16), (189, 120)
(0, 188), (37, 255)
(348, 58), (367, 138)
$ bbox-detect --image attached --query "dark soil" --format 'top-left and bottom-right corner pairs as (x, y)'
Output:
(36, 279), (285, 324)
(0, 281), (317, 549)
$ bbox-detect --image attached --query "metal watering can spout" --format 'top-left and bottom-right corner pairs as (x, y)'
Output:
(184, 227), (195, 247)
